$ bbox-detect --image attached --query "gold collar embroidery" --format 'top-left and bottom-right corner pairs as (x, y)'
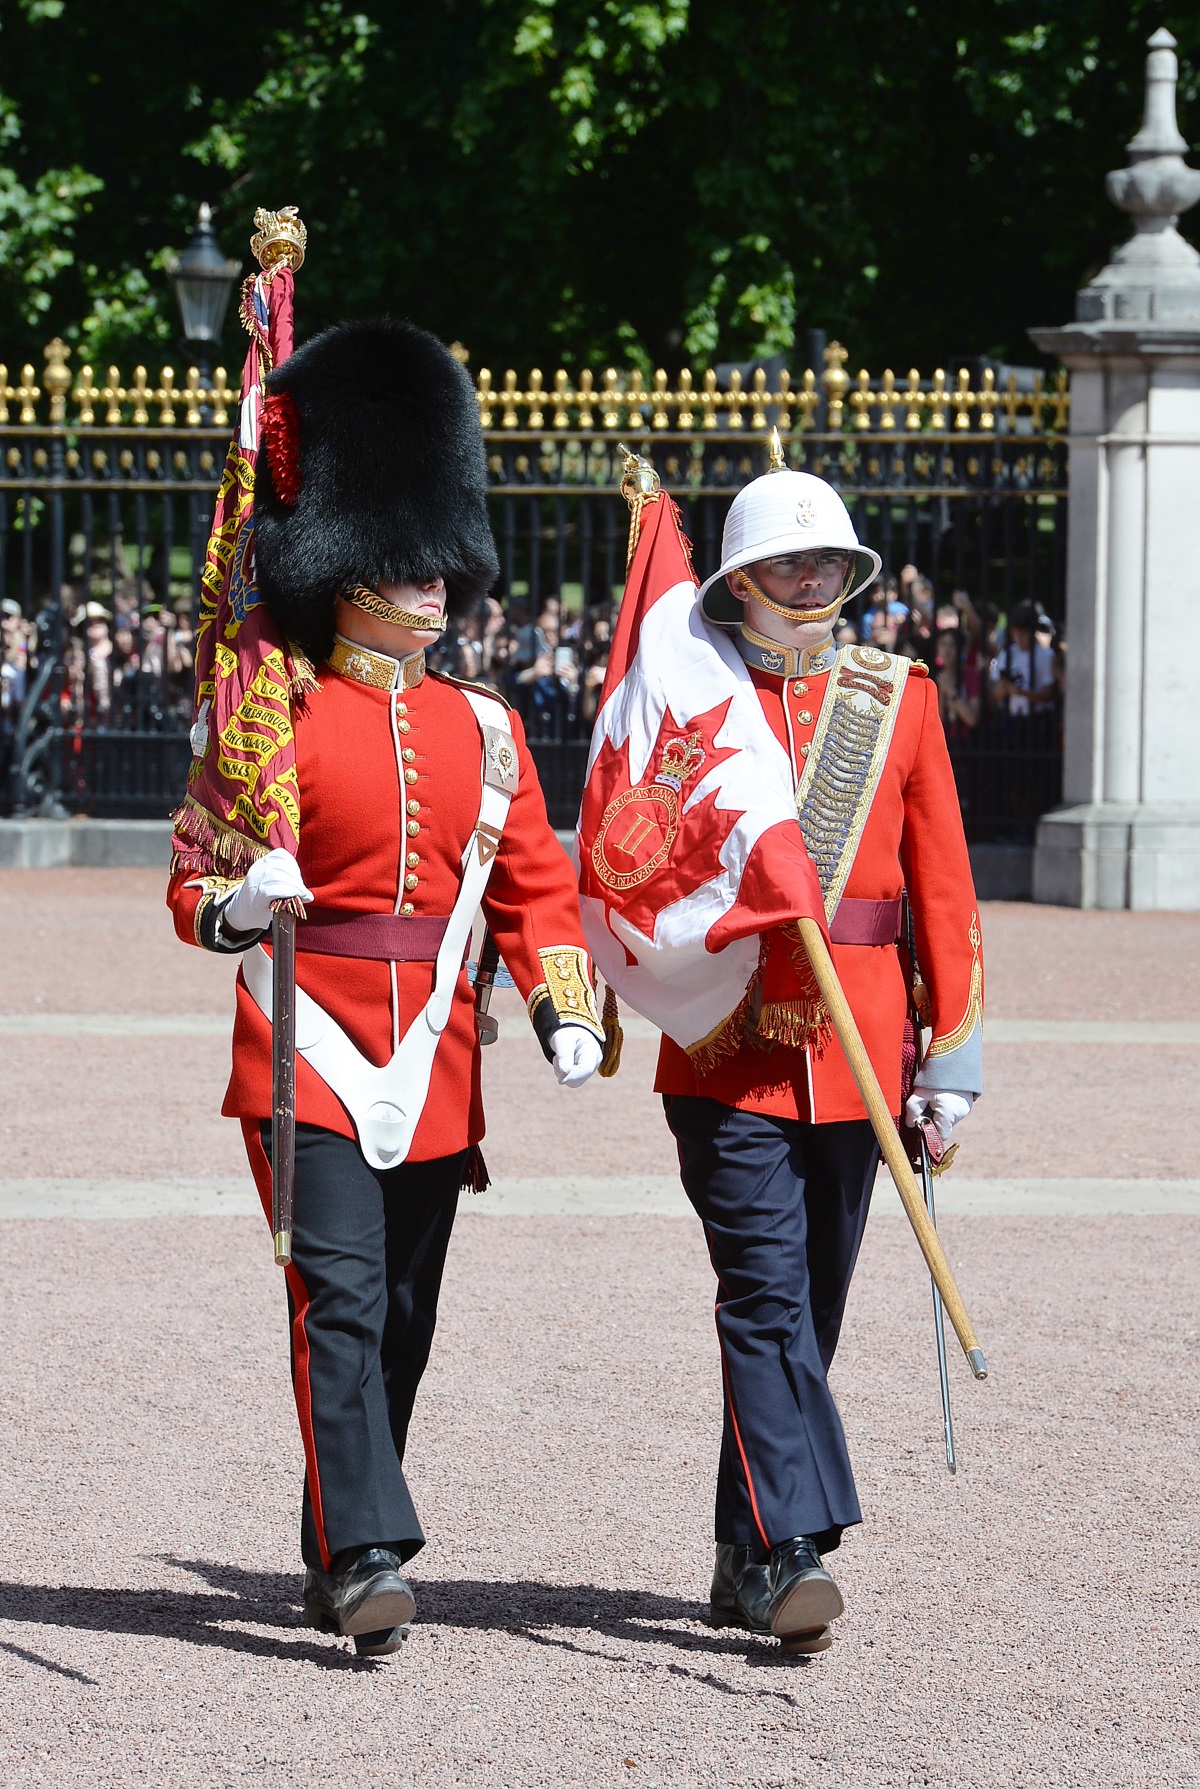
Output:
(328, 633), (426, 691)
(736, 626), (836, 680)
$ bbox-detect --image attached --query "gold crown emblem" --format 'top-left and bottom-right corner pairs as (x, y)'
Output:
(654, 735), (706, 793)
(251, 205), (307, 272)
(796, 499), (817, 527)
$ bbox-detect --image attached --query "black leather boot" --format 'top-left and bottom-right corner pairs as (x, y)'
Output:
(767, 1535), (844, 1638)
(303, 1547), (417, 1639)
(709, 1543), (772, 1633)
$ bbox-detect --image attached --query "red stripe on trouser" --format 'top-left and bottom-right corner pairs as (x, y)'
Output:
(241, 1118), (332, 1571)
(716, 1319), (771, 1553)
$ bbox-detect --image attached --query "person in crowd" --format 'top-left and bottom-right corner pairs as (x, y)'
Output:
(578, 610), (612, 728)
(990, 601), (1057, 716)
(934, 624), (980, 737)
(514, 595), (561, 671)
(833, 616), (858, 646)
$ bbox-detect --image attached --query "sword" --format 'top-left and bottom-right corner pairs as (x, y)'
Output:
(271, 906), (297, 1267)
(919, 1122), (956, 1473)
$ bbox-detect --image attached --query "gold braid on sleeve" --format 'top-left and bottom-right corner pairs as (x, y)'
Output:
(527, 946), (604, 1038)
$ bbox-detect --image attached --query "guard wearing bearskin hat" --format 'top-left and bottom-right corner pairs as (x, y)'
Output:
(168, 298), (604, 1656)
(578, 449), (983, 1655)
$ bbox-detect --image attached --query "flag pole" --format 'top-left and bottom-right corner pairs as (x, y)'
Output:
(795, 918), (987, 1379)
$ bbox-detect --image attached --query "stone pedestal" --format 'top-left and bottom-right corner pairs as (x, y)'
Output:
(1028, 29), (1200, 909)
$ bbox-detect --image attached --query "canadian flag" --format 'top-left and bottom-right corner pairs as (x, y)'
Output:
(576, 490), (829, 1055)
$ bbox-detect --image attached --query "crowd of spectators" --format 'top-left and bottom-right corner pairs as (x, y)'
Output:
(850, 562), (1065, 745)
(3, 561), (1065, 766)
(428, 589), (615, 738)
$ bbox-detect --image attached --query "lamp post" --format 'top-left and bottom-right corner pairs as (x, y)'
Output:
(167, 203), (241, 405)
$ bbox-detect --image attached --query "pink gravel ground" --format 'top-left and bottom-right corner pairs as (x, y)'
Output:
(1, 873), (1199, 1785)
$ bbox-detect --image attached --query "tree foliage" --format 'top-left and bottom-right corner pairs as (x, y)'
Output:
(0, 0), (1196, 373)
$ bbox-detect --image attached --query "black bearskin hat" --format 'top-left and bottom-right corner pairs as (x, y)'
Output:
(254, 318), (499, 664)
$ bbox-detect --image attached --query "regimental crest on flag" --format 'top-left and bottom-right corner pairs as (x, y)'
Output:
(575, 480), (833, 1065)
(590, 723), (709, 894)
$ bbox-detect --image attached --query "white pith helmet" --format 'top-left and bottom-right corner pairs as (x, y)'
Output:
(698, 469), (882, 627)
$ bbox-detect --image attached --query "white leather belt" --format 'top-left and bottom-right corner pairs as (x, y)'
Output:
(243, 689), (516, 1170)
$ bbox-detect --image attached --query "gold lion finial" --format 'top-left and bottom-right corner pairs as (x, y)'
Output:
(618, 442), (660, 502)
(767, 425), (786, 472)
(251, 206), (307, 272)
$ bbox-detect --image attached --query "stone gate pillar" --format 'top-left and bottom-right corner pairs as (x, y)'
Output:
(1029, 28), (1200, 909)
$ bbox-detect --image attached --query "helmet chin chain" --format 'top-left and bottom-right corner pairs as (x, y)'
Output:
(342, 584), (449, 633)
(732, 566), (850, 631)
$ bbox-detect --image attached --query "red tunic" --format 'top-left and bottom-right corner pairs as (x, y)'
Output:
(168, 638), (600, 1160)
(655, 646), (983, 1123)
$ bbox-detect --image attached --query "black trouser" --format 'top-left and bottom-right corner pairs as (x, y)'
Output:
(664, 1097), (879, 1556)
(256, 1122), (463, 1570)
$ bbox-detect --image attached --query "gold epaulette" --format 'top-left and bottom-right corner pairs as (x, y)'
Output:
(430, 669), (514, 711)
(908, 658), (930, 678)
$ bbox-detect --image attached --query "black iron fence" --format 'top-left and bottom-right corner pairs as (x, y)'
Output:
(0, 346), (1068, 838)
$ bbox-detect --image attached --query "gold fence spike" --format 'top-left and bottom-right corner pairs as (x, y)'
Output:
(904, 368), (923, 432)
(527, 368), (545, 430)
(951, 368), (973, 430)
(73, 365), (100, 426)
(158, 367), (178, 427)
(823, 342), (849, 431)
(676, 367), (694, 431)
(500, 369), (519, 429)
(750, 367), (769, 431)
(701, 367), (718, 430)
(210, 366), (235, 428)
(0, 366), (8, 426)
(43, 338), (71, 425)
(553, 369), (571, 429)
(16, 364), (39, 424)
(601, 367), (621, 430)
(977, 367), (998, 430)
(102, 366), (124, 425)
(476, 368), (494, 429)
(850, 368), (873, 430)
(928, 368), (948, 430)
(877, 369), (900, 430)
(183, 367), (203, 428)
(128, 366), (150, 427)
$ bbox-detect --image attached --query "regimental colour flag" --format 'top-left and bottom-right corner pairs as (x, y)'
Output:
(576, 486), (831, 1068)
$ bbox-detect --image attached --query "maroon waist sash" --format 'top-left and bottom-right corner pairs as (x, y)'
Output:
(828, 896), (903, 947)
(296, 907), (453, 962)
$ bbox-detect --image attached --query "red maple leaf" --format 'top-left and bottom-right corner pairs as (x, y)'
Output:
(580, 699), (743, 942)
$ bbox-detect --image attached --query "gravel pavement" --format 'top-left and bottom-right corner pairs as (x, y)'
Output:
(1, 873), (1198, 1787)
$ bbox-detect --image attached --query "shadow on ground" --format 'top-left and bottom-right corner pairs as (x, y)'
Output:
(0, 1558), (811, 1690)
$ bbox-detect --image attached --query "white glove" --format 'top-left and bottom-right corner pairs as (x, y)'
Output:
(905, 1089), (974, 1142)
(550, 1026), (604, 1088)
(222, 848), (313, 937)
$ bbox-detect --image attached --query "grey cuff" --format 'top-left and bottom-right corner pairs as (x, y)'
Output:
(915, 1014), (983, 1098)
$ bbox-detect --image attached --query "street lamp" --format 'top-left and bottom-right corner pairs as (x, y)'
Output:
(168, 203), (241, 393)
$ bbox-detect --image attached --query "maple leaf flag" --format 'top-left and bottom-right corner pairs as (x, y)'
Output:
(577, 484), (830, 1058)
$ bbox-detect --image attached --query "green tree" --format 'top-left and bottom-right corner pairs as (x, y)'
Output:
(0, 0), (1195, 374)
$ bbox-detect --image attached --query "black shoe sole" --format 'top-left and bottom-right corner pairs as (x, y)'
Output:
(354, 1624), (411, 1657)
(769, 1573), (844, 1638)
(340, 1576), (417, 1638)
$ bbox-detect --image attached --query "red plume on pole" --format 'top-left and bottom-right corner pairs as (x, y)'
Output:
(171, 208), (311, 879)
